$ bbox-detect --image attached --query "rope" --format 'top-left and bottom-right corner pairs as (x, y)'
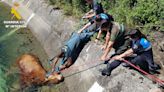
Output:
(58, 58), (164, 86)
(48, 55), (164, 86)
(64, 62), (104, 78)
(122, 59), (164, 86)
(47, 55), (104, 77)
(61, 59), (103, 73)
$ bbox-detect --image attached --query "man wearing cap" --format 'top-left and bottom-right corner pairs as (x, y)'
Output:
(78, 13), (114, 39)
(83, 0), (104, 19)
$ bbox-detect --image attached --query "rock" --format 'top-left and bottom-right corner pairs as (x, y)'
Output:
(159, 42), (164, 52)
(149, 88), (163, 92)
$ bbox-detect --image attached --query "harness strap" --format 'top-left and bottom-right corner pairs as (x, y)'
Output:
(117, 24), (125, 38)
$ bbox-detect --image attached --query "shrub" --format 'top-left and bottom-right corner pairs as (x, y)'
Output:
(48, 0), (163, 32)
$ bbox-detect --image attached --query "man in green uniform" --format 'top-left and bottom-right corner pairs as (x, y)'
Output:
(99, 21), (132, 76)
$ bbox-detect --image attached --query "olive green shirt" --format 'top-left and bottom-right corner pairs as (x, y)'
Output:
(110, 24), (125, 42)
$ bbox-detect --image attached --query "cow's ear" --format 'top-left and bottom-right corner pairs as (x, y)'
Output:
(44, 74), (64, 84)
(53, 73), (65, 82)
(58, 75), (64, 83)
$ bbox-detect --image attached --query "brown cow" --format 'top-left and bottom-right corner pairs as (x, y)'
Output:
(17, 54), (64, 90)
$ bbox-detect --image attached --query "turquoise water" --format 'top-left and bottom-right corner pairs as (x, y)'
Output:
(0, 2), (49, 92)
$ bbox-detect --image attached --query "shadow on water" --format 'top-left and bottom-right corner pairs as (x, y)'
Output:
(0, 2), (49, 92)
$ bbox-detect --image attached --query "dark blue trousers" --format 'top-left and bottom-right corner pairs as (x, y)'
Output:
(105, 49), (159, 74)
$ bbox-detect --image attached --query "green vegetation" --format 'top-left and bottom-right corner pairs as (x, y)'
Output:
(48, 0), (164, 32)
(0, 69), (8, 92)
(0, 3), (11, 92)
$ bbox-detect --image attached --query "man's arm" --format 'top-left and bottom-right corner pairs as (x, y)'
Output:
(83, 9), (95, 19)
(100, 25), (118, 60)
(78, 22), (91, 33)
(100, 41), (114, 61)
(95, 29), (102, 43)
(86, 9), (94, 15)
(119, 48), (134, 58)
(104, 32), (110, 48)
(112, 48), (134, 60)
(85, 12), (96, 19)
(51, 52), (64, 72)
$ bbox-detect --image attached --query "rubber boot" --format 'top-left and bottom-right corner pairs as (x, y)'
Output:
(101, 63), (111, 76)
(151, 64), (161, 70)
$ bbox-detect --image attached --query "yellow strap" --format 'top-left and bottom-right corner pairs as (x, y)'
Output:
(11, 8), (21, 20)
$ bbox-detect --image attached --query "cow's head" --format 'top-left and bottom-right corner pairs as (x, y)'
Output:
(44, 72), (64, 84)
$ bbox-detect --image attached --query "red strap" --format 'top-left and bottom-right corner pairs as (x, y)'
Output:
(122, 59), (164, 85)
